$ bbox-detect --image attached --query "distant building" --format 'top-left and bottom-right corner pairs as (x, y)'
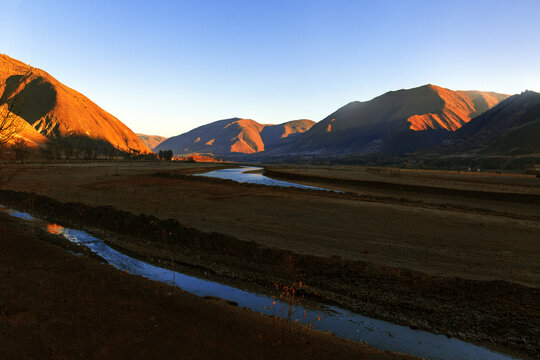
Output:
(524, 164), (540, 175)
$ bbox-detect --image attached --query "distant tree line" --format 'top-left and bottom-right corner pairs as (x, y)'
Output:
(39, 136), (99, 160)
(158, 150), (173, 161)
(36, 135), (158, 161)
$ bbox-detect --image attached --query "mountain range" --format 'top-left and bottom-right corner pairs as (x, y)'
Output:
(2, 54), (538, 168)
(157, 84), (509, 158)
(270, 84), (509, 156)
(155, 118), (315, 156)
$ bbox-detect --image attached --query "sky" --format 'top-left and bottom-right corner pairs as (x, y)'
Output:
(1, 0), (540, 137)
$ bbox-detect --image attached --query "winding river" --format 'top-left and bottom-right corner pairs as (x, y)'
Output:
(194, 166), (333, 191)
(1, 205), (518, 360)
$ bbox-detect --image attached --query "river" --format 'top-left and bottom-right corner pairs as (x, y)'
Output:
(194, 166), (333, 191)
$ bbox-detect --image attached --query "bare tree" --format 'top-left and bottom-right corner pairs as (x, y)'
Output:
(0, 106), (24, 188)
(12, 138), (29, 163)
(0, 105), (23, 148)
(0, 68), (32, 187)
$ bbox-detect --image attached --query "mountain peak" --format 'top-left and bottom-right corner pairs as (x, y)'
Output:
(425, 83), (442, 90)
(156, 118), (315, 156)
(285, 85), (510, 155)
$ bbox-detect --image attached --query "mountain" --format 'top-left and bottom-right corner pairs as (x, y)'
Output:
(450, 90), (540, 153)
(136, 134), (168, 151)
(156, 118), (314, 156)
(419, 91), (540, 167)
(0, 54), (150, 154)
(279, 84), (509, 155)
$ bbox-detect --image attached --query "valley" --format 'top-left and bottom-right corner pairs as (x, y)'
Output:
(1, 50), (539, 360)
(2, 161), (538, 359)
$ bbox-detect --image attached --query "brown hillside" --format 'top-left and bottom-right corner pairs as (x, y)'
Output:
(227, 118), (266, 153)
(136, 133), (168, 151)
(0, 54), (150, 154)
(285, 84), (509, 155)
(419, 90), (540, 167)
(156, 118), (315, 156)
(408, 86), (510, 131)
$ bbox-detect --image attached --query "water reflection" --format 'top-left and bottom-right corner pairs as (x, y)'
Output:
(47, 223), (64, 235)
(195, 166), (332, 191)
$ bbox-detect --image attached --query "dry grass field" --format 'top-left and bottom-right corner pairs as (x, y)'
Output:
(2, 161), (539, 358)
(1, 213), (411, 360)
(5, 162), (539, 287)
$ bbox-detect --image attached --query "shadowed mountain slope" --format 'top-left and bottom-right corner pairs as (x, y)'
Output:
(438, 91), (540, 155)
(0, 54), (150, 153)
(280, 84), (508, 155)
(156, 118), (314, 156)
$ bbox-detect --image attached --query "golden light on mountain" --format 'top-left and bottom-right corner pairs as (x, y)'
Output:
(288, 84), (510, 155)
(407, 85), (509, 131)
(157, 118), (315, 156)
(135, 134), (168, 151)
(0, 54), (150, 154)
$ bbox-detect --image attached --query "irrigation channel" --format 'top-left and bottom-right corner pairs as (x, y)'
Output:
(1, 170), (520, 359)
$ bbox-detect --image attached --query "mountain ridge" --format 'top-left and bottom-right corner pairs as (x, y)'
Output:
(435, 90), (540, 156)
(273, 84), (509, 156)
(156, 118), (315, 156)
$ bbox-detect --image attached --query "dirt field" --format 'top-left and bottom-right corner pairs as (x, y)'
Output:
(1, 213), (414, 360)
(2, 161), (539, 358)
(5, 162), (539, 286)
(265, 165), (540, 218)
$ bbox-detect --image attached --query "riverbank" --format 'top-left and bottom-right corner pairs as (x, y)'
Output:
(263, 166), (540, 218)
(0, 212), (418, 360)
(1, 190), (537, 359)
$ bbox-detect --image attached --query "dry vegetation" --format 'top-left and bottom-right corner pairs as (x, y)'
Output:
(1, 213), (413, 360)
(5, 162), (538, 285)
(1, 161), (539, 358)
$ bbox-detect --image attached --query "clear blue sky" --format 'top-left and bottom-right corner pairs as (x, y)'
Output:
(2, 0), (539, 137)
